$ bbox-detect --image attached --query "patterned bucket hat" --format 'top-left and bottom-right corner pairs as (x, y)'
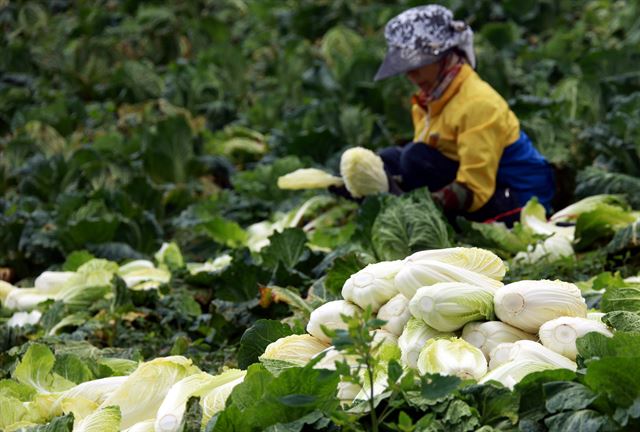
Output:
(374, 5), (475, 81)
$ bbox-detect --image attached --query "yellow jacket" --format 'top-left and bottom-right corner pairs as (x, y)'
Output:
(411, 64), (520, 211)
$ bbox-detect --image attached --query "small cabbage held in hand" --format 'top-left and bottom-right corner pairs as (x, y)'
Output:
(417, 337), (487, 380)
(340, 147), (389, 198)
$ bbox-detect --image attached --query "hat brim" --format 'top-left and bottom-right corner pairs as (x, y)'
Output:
(374, 49), (445, 81)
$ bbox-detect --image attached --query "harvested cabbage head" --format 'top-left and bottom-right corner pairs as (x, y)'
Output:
(73, 405), (121, 432)
(371, 329), (401, 363)
(586, 311), (605, 322)
(156, 370), (246, 432)
(521, 198), (575, 239)
(154, 242), (184, 271)
(377, 294), (412, 336)
(306, 300), (362, 343)
(406, 247), (506, 280)
(123, 420), (155, 432)
(417, 337), (487, 380)
(340, 147), (389, 198)
(488, 340), (577, 371)
(480, 359), (556, 389)
(187, 254), (232, 275)
(56, 376), (128, 411)
(259, 334), (329, 372)
(277, 168), (344, 190)
(34, 271), (74, 293)
(409, 282), (496, 332)
(513, 235), (574, 264)
(395, 259), (503, 300)
(312, 347), (362, 406)
(118, 260), (171, 290)
(539, 316), (613, 360)
(0, 280), (14, 302)
(312, 347), (358, 371)
(341, 260), (402, 312)
(4, 288), (50, 311)
(398, 318), (454, 369)
(98, 356), (198, 430)
(461, 321), (536, 358)
(550, 194), (628, 223)
(200, 370), (246, 425)
(494, 280), (587, 333)
(7, 310), (42, 328)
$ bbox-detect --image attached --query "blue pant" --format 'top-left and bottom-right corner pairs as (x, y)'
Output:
(379, 133), (555, 224)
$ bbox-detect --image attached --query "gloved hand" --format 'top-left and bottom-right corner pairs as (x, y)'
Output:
(328, 184), (361, 202)
(329, 171), (404, 200)
(431, 182), (473, 212)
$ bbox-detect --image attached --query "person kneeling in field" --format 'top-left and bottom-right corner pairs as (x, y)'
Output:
(348, 5), (556, 226)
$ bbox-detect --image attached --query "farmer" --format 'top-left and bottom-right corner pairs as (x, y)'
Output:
(374, 5), (555, 225)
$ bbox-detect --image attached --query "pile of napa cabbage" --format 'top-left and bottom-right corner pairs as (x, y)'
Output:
(258, 246), (615, 407)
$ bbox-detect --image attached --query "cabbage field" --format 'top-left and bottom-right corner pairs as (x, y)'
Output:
(1, 1), (640, 431)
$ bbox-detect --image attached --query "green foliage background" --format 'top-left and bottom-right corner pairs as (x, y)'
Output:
(2, 0), (640, 277)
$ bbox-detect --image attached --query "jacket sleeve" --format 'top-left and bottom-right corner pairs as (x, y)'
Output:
(455, 98), (509, 212)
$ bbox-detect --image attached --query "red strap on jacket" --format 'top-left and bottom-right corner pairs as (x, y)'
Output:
(482, 207), (523, 224)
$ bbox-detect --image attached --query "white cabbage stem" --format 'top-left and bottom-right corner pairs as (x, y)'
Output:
(488, 340), (577, 371)
(409, 282), (496, 332)
(377, 294), (412, 336)
(306, 300), (362, 343)
(341, 261), (403, 312)
(494, 280), (587, 333)
(539, 316), (613, 360)
(461, 321), (536, 358)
